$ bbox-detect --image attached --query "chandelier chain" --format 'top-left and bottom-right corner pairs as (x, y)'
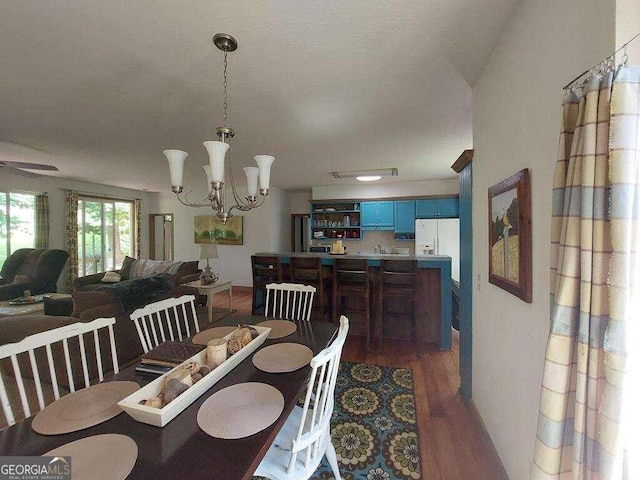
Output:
(223, 50), (229, 128)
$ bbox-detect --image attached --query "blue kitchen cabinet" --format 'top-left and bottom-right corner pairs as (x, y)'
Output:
(394, 200), (415, 233)
(361, 201), (394, 230)
(416, 197), (459, 218)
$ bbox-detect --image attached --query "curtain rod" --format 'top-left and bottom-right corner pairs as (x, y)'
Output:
(563, 31), (640, 90)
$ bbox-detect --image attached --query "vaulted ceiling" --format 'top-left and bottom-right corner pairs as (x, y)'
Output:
(0, 1), (518, 192)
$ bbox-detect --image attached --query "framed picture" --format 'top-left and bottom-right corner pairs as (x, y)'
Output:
(488, 169), (532, 302)
(194, 216), (243, 245)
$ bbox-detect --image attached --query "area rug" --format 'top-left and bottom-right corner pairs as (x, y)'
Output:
(254, 361), (421, 480)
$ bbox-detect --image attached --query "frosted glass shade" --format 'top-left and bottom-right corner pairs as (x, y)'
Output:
(163, 149), (188, 188)
(199, 243), (219, 259)
(203, 141), (230, 183)
(203, 165), (213, 189)
(243, 167), (259, 197)
(254, 155), (275, 190)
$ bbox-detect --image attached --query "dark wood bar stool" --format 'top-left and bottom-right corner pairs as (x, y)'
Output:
(376, 259), (419, 345)
(251, 255), (283, 315)
(332, 258), (372, 348)
(290, 256), (330, 322)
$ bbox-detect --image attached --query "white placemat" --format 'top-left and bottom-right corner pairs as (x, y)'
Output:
(252, 343), (313, 373)
(197, 382), (284, 439)
(44, 434), (138, 480)
(255, 320), (297, 339)
(32, 381), (139, 435)
(191, 326), (238, 345)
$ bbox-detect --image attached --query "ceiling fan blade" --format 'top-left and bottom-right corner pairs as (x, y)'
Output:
(0, 161), (58, 171)
(0, 165), (42, 178)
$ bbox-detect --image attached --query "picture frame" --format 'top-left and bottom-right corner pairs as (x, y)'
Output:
(194, 216), (243, 245)
(487, 169), (532, 302)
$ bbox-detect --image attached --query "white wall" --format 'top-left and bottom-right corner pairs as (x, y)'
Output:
(471, 1), (615, 478)
(0, 171), (153, 254)
(312, 178), (458, 200)
(289, 190), (312, 214)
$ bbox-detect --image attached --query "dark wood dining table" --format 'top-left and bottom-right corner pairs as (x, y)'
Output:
(0, 315), (338, 480)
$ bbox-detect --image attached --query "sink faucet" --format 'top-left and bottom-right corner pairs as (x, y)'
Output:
(374, 244), (381, 254)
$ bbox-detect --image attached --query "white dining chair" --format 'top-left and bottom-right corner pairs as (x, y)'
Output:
(0, 317), (119, 427)
(253, 315), (349, 480)
(264, 283), (316, 322)
(130, 294), (199, 353)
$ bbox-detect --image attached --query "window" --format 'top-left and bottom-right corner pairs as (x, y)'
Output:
(77, 196), (135, 276)
(0, 191), (36, 266)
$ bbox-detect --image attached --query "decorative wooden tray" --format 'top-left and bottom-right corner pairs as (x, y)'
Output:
(118, 326), (271, 427)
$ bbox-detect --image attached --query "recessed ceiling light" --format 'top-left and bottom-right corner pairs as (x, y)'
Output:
(356, 175), (382, 182)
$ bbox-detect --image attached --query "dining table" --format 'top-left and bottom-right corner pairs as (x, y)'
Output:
(0, 314), (338, 480)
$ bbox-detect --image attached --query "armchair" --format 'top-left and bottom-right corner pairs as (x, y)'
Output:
(0, 248), (69, 301)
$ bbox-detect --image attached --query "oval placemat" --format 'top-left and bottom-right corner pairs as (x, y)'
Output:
(32, 381), (139, 435)
(252, 343), (313, 373)
(191, 326), (237, 345)
(255, 319), (297, 339)
(197, 382), (284, 439)
(44, 434), (137, 480)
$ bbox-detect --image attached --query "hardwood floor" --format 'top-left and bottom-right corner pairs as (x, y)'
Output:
(213, 286), (508, 480)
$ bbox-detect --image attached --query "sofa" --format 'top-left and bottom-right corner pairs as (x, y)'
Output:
(0, 248), (69, 301)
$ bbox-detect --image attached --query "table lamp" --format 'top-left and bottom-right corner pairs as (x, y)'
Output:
(199, 244), (219, 285)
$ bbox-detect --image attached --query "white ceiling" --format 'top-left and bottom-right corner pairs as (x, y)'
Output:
(0, 1), (517, 192)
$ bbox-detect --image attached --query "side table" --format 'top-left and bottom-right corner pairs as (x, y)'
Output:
(185, 279), (233, 324)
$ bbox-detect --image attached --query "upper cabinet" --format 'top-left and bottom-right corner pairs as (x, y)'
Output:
(394, 200), (416, 233)
(415, 197), (459, 218)
(310, 201), (362, 239)
(361, 201), (394, 230)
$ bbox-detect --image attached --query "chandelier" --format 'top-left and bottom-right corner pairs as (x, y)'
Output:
(163, 33), (275, 224)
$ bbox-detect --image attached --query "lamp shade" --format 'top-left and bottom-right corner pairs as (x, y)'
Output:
(164, 149), (188, 188)
(255, 155), (275, 190)
(243, 166), (259, 197)
(199, 243), (219, 259)
(203, 141), (230, 183)
(203, 165), (213, 189)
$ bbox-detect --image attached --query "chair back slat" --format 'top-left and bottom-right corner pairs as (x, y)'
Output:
(129, 295), (200, 353)
(286, 316), (349, 475)
(0, 317), (118, 428)
(264, 283), (316, 322)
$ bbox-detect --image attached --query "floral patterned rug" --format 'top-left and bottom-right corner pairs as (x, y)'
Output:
(254, 361), (421, 480)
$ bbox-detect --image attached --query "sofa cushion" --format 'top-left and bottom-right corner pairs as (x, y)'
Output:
(119, 256), (136, 281)
(101, 271), (121, 283)
(71, 290), (119, 318)
(129, 259), (185, 279)
(13, 274), (30, 285)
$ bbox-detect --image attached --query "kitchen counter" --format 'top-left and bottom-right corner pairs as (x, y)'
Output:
(255, 252), (452, 349)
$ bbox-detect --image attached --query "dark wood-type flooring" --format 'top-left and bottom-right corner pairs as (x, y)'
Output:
(212, 286), (508, 480)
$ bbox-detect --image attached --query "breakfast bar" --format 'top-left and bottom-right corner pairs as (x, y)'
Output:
(256, 252), (453, 350)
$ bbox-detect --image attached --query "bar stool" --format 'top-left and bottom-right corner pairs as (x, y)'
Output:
(332, 258), (372, 349)
(376, 259), (419, 345)
(290, 256), (329, 322)
(251, 255), (283, 315)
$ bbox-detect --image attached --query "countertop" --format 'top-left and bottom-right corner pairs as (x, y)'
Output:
(255, 251), (451, 263)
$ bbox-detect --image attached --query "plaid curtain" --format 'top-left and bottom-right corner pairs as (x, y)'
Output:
(63, 190), (79, 292)
(532, 66), (640, 480)
(34, 193), (49, 249)
(135, 198), (142, 258)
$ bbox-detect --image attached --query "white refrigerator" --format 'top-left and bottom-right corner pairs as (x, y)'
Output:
(415, 218), (460, 281)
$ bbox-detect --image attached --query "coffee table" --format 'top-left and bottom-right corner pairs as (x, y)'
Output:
(0, 293), (72, 317)
(185, 279), (233, 324)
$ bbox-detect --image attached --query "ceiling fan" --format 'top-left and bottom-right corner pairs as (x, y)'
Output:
(0, 161), (59, 178)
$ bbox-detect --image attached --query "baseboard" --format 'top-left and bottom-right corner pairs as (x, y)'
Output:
(467, 398), (511, 480)
(232, 285), (252, 294)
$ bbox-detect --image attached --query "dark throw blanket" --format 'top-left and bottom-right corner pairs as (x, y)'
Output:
(101, 273), (178, 312)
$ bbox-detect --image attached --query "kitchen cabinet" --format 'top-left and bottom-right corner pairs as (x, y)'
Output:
(394, 200), (415, 234)
(361, 201), (394, 230)
(415, 197), (459, 218)
(310, 201), (361, 239)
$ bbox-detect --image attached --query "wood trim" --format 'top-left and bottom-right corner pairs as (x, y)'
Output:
(451, 149), (474, 173)
(467, 399), (511, 480)
(308, 194), (460, 204)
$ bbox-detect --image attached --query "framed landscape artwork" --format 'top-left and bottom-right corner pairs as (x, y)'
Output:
(194, 216), (243, 245)
(487, 169), (532, 303)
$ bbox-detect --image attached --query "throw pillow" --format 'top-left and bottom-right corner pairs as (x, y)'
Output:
(119, 256), (136, 281)
(71, 290), (118, 318)
(12, 274), (30, 284)
(101, 271), (121, 283)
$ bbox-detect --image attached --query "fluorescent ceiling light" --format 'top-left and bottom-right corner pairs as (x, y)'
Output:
(331, 168), (398, 180)
(356, 175), (381, 182)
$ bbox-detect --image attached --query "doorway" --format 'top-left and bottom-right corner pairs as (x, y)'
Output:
(149, 213), (174, 260)
(290, 214), (311, 252)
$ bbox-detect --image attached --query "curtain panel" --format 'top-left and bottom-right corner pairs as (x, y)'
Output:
(135, 198), (142, 258)
(63, 190), (79, 292)
(34, 193), (49, 249)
